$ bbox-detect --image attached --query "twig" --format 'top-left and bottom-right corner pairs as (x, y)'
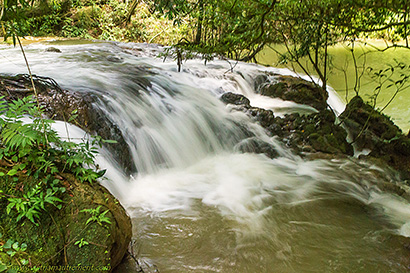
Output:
(16, 36), (49, 146)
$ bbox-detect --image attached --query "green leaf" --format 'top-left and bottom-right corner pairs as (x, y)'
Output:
(0, 264), (7, 272)
(20, 243), (27, 251)
(102, 139), (117, 144)
(6, 250), (16, 257)
(12, 242), (19, 251)
(4, 239), (13, 249)
(7, 169), (18, 176)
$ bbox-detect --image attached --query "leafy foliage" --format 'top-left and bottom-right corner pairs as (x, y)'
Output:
(81, 205), (112, 227)
(0, 233), (29, 273)
(0, 95), (106, 225)
(74, 238), (89, 248)
(146, 0), (410, 95)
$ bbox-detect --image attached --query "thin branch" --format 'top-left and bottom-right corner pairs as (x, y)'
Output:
(17, 36), (49, 146)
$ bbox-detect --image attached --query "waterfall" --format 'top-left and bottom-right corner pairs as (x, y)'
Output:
(1, 41), (410, 272)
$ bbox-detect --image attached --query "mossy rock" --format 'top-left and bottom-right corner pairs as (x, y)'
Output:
(340, 96), (410, 178)
(0, 169), (131, 272)
(220, 92), (250, 107)
(248, 107), (275, 128)
(259, 75), (328, 111)
(340, 96), (402, 143)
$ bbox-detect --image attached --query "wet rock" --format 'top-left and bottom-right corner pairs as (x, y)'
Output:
(220, 92), (250, 107)
(236, 137), (279, 159)
(219, 90), (352, 157)
(340, 96), (410, 178)
(259, 110), (353, 156)
(252, 73), (270, 91)
(248, 107), (275, 128)
(339, 96), (402, 146)
(45, 47), (62, 53)
(107, 55), (123, 63)
(259, 75), (328, 111)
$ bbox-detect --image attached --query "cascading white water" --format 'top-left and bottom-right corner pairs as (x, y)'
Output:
(1, 40), (410, 272)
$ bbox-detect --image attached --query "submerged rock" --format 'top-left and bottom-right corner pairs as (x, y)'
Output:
(45, 47), (62, 53)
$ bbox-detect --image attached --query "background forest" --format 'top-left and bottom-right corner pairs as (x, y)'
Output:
(2, 0), (410, 110)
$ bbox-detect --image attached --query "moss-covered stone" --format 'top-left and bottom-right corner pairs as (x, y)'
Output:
(0, 169), (131, 272)
(259, 75), (329, 111)
(340, 96), (410, 179)
(220, 92), (250, 107)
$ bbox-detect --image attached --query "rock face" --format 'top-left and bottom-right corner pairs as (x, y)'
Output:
(0, 74), (136, 174)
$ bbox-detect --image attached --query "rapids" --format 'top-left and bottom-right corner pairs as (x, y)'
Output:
(1, 40), (410, 272)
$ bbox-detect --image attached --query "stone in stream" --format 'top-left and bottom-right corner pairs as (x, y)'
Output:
(220, 88), (353, 158)
(221, 75), (410, 183)
(45, 47), (62, 53)
(259, 74), (329, 111)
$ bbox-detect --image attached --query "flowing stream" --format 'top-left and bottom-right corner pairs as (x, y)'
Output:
(1, 40), (410, 272)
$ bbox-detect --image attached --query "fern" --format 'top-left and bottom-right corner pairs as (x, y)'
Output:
(2, 123), (38, 150)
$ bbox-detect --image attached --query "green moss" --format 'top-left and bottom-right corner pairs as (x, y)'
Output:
(0, 170), (131, 270)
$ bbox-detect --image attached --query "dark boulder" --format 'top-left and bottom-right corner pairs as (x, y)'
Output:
(45, 47), (62, 53)
(220, 92), (251, 107)
(248, 107), (275, 128)
(236, 137), (279, 159)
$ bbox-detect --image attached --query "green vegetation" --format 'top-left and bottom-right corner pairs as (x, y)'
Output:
(0, 0), (189, 43)
(0, 94), (108, 270)
(145, 0), (410, 92)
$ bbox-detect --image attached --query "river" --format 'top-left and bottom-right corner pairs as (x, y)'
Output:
(1, 40), (410, 272)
